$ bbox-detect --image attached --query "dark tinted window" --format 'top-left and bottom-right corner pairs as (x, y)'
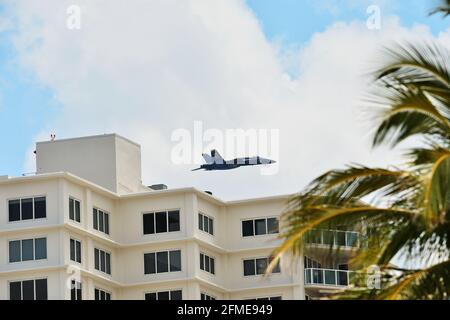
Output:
(95, 289), (110, 300)
(242, 220), (254, 237)
(100, 250), (105, 272)
(254, 219), (266, 235)
(9, 241), (21, 263)
(104, 213), (109, 234)
(94, 249), (99, 270)
(22, 280), (34, 300)
(71, 280), (82, 300)
(200, 253), (204, 270)
(244, 259), (255, 276)
(21, 198), (33, 220)
(70, 281), (76, 300)
(171, 290), (182, 300)
(76, 240), (82, 263)
(35, 238), (47, 260)
(155, 212), (167, 233)
(69, 198), (74, 220)
(74, 200), (80, 222)
(205, 255), (210, 271)
(70, 239), (76, 261)
(99, 211), (104, 232)
(22, 239), (34, 261)
(203, 215), (209, 233)
(209, 218), (214, 235)
(143, 213), (155, 234)
(271, 259), (281, 273)
(145, 292), (157, 300)
(256, 258), (268, 274)
(35, 279), (48, 300)
(9, 200), (20, 222)
(157, 251), (168, 272)
(157, 291), (170, 300)
(105, 253), (111, 274)
(169, 250), (181, 272)
(93, 209), (98, 230)
(34, 197), (46, 219)
(211, 258), (215, 274)
(10, 282), (22, 300)
(144, 253), (156, 274)
(267, 218), (279, 234)
(168, 211), (180, 232)
(198, 213), (203, 230)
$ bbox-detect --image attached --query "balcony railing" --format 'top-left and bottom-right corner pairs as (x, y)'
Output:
(304, 268), (351, 287)
(305, 229), (359, 248)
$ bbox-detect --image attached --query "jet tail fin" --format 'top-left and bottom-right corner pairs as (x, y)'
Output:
(211, 149), (224, 164)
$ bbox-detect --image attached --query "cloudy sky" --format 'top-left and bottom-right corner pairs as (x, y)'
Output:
(0, 0), (449, 200)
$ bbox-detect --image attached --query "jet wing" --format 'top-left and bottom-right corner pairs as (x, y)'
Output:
(202, 153), (214, 164)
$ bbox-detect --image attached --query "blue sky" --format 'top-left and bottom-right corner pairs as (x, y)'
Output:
(0, 0), (449, 196)
(247, 0), (448, 42)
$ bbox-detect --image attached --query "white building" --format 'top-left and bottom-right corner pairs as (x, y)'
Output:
(0, 134), (359, 300)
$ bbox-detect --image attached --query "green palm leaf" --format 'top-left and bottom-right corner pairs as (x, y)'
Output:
(273, 38), (450, 299)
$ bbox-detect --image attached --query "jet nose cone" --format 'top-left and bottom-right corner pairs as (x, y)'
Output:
(260, 157), (276, 164)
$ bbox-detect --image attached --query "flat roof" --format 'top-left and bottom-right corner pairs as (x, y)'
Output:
(0, 172), (292, 206)
(36, 133), (141, 148)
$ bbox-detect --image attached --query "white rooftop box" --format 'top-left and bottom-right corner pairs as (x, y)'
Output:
(36, 134), (146, 194)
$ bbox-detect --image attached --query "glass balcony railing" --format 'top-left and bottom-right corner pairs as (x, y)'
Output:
(304, 268), (351, 287)
(305, 229), (359, 248)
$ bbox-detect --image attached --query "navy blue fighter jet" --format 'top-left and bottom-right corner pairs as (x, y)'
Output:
(192, 150), (276, 171)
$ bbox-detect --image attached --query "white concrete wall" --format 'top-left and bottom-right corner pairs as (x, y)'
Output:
(0, 175), (307, 300)
(36, 134), (145, 194)
(36, 135), (118, 193)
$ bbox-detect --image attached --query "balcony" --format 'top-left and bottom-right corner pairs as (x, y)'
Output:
(304, 268), (351, 288)
(305, 229), (359, 248)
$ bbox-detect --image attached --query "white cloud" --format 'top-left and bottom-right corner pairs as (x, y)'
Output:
(4, 0), (450, 200)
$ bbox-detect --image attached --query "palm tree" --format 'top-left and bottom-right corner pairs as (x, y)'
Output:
(271, 6), (450, 299)
(430, 0), (450, 17)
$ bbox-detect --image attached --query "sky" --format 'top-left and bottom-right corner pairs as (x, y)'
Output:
(0, 0), (449, 200)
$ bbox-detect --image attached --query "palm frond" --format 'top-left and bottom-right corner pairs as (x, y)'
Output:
(369, 41), (450, 147)
(430, 0), (450, 17)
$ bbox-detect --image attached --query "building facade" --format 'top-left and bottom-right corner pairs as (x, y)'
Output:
(0, 134), (358, 300)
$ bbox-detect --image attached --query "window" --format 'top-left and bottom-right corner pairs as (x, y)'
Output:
(243, 257), (280, 276)
(144, 250), (181, 274)
(200, 253), (215, 275)
(94, 248), (111, 275)
(143, 210), (180, 235)
(70, 239), (82, 263)
(70, 280), (82, 300)
(242, 217), (278, 237)
(198, 213), (214, 235)
(9, 279), (47, 300)
(304, 256), (322, 269)
(145, 290), (182, 300)
(9, 238), (47, 263)
(95, 288), (111, 300)
(93, 208), (109, 235)
(200, 293), (216, 300)
(8, 197), (46, 222)
(69, 198), (81, 223)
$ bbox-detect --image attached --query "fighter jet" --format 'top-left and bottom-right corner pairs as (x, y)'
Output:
(192, 150), (276, 171)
